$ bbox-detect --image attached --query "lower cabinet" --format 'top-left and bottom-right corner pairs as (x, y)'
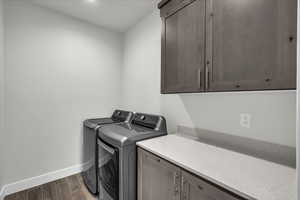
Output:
(138, 148), (181, 200)
(138, 148), (244, 200)
(181, 171), (241, 200)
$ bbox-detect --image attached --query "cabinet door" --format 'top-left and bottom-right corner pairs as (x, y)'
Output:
(181, 171), (242, 200)
(162, 0), (206, 93)
(206, 0), (297, 91)
(138, 148), (181, 200)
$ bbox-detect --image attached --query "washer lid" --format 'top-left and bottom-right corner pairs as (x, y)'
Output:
(84, 110), (134, 129)
(98, 123), (166, 147)
(84, 118), (115, 129)
(98, 113), (167, 147)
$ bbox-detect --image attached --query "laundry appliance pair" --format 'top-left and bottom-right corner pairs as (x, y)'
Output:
(82, 110), (167, 200)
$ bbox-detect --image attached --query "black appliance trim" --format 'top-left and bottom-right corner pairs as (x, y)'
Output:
(98, 138), (119, 200)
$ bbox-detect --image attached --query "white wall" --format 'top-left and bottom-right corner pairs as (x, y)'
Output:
(2, 0), (122, 185)
(0, 0), (5, 190)
(121, 10), (297, 148)
(0, 0), (297, 193)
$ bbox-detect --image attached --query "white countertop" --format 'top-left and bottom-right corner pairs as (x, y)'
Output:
(137, 134), (296, 200)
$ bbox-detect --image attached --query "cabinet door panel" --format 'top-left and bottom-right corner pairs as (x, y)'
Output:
(138, 148), (181, 200)
(162, 0), (206, 93)
(206, 0), (297, 91)
(181, 171), (242, 200)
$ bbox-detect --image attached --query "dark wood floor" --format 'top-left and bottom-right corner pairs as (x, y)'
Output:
(5, 174), (97, 200)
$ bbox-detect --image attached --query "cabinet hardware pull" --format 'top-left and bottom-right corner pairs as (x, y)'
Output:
(181, 178), (187, 200)
(289, 36), (295, 42)
(173, 172), (179, 184)
(174, 185), (179, 195)
(173, 172), (180, 196)
(198, 69), (201, 88)
(206, 66), (209, 90)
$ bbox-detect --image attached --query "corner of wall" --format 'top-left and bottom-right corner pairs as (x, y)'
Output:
(0, 0), (5, 193)
(296, 0), (300, 198)
(0, 0), (124, 191)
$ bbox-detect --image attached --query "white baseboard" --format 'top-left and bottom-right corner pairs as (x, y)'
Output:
(0, 187), (5, 200)
(0, 163), (89, 200)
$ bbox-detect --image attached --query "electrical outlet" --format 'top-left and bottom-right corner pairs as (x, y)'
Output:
(240, 113), (251, 128)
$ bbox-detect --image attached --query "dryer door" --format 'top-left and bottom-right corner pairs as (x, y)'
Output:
(98, 139), (119, 200)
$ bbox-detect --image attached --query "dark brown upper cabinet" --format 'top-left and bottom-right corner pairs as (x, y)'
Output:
(160, 0), (206, 93)
(159, 0), (297, 93)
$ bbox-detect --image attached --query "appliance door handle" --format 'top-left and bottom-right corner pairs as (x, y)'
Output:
(99, 139), (115, 155)
(206, 66), (210, 90)
(198, 69), (202, 89)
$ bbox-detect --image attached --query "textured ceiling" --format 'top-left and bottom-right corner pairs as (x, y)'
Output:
(29, 0), (160, 32)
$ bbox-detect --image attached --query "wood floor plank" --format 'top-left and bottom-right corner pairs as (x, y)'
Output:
(4, 174), (96, 200)
(4, 194), (17, 200)
(27, 186), (43, 200)
(15, 190), (28, 200)
(5, 189), (28, 200)
(42, 181), (57, 200)
(77, 174), (97, 200)
(67, 175), (81, 193)
(56, 179), (72, 200)
(67, 174), (85, 200)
